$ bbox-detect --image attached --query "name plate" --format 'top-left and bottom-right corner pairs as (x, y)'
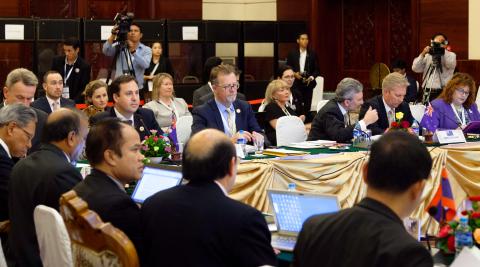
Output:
(434, 129), (466, 144)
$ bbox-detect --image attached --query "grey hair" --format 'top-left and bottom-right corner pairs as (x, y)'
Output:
(335, 78), (363, 102)
(0, 103), (38, 128)
(5, 68), (38, 88)
(382, 72), (409, 92)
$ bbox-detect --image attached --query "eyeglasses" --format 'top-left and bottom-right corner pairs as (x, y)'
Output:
(282, 75), (295, 80)
(456, 89), (470, 96)
(17, 126), (34, 142)
(217, 82), (240, 91)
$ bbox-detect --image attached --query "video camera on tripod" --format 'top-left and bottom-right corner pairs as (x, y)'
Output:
(113, 12), (134, 44)
(428, 41), (445, 67)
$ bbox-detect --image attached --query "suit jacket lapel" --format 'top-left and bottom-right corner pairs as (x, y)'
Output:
(208, 100), (226, 132)
(233, 101), (242, 131)
(376, 96), (388, 129)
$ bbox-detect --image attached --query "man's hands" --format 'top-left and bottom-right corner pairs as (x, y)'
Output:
(363, 106), (378, 126)
(230, 131), (263, 144)
(420, 46), (430, 57)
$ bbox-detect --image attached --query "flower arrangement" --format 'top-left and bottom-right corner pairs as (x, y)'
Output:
(389, 112), (411, 131)
(437, 196), (480, 254)
(141, 130), (172, 159)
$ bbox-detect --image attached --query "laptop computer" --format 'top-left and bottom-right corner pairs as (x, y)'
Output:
(267, 189), (340, 251)
(131, 164), (183, 204)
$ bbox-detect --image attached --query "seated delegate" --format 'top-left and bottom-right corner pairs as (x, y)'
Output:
(143, 73), (190, 133)
(264, 79), (305, 145)
(82, 79), (109, 118)
(421, 72), (480, 133)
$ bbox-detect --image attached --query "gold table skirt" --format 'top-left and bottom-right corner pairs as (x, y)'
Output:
(230, 142), (480, 233)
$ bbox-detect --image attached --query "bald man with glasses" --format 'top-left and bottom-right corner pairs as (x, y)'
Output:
(191, 64), (266, 144)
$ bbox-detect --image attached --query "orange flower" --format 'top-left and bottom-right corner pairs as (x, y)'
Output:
(474, 228), (480, 244)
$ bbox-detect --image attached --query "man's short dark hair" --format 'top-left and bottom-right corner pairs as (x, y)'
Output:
(63, 37), (80, 50)
(43, 70), (61, 83)
(42, 108), (84, 143)
(131, 22), (142, 33)
(109, 75), (137, 99)
(86, 118), (126, 166)
(277, 64), (294, 79)
(203, 56), (223, 83)
(391, 59), (407, 70)
(366, 131), (432, 193)
(297, 32), (308, 39)
(182, 136), (236, 183)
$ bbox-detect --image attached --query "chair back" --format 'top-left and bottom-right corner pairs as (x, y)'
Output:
(310, 76), (325, 111)
(182, 75), (199, 83)
(276, 116), (307, 146)
(409, 104), (426, 122)
(476, 85), (480, 108)
(316, 99), (329, 112)
(176, 115), (193, 144)
(0, 236), (6, 267)
(34, 205), (73, 267)
(60, 190), (139, 267)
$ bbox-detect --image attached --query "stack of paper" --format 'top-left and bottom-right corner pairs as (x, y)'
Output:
(262, 148), (310, 157)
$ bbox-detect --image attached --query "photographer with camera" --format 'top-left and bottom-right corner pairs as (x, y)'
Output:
(412, 33), (456, 104)
(103, 13), (152, 91)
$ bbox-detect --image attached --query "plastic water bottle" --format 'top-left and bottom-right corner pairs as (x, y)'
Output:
(237, 130), (247, 156)
(288, 183), (296, 191)
(455, 217), (473, 255)
(412, 120), (420, 136)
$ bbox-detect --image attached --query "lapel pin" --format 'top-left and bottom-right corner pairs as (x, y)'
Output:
(139, 126), (145, 132)
(74, 68), (80, 73)
(236, 109), (241, 114)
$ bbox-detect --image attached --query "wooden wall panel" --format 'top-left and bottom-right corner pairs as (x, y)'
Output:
(418, 0), (468, 60)
(134, 0), (201, 20)
(277, 0), (310, 21)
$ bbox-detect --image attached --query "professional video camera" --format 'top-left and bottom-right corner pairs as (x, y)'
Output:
(428, 41), (445, 67)
(113, 12), (134, 43)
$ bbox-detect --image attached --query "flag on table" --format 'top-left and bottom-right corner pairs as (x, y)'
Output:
(169, 112), (179, 152)
(426, 167), (456, 222)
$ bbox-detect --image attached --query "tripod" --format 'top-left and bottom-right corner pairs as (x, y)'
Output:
(106, 40), (136, 85)
(421, 56), (443, 105)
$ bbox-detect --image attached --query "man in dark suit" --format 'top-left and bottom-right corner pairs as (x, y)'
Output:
(90, 75), (162, 140)
(0, 104), (37, 221)
(293, 131), (433, 267)
(286, 32), (319, 115)
(2, 68), (48, 153)
(308, 78), (378, 143)
(192, 57), (246, 108)
(8, 108), (89, 266)
(74, 118), (144, 254)
(141, 129), (277, 266)
(51, 37), (91, 103)
(31, 71), (76, 114)
(392, 59), (419, 103)
(359, 72), (414, 135)
(191, 64), (264, 144)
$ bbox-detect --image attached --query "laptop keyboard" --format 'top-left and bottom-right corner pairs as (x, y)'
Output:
(271, 235), (297, 251)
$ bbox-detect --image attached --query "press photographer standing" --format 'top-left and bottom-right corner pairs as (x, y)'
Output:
(103, 17), (152, 91)
(412, 33), (456, 104)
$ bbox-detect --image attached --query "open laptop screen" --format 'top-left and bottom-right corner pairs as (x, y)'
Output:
(131, 165), (182, 204)
(268, 190), (340, 234)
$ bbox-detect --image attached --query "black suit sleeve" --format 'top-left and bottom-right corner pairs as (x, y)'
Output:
(0, 157), (13, 220)
(308, 111), (354, 143)
(360, 101), (384, 136)
(233, 209), (277, 266)
(40, 167), (82, 211)
(191, 107), (208, 135)
(100, 195), (143, 254)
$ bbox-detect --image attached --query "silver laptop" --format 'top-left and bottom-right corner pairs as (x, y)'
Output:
(131, 164), (182, 204)
(267, 189), (340, 251)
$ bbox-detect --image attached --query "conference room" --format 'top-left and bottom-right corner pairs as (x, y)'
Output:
(1, 0), (480, 266)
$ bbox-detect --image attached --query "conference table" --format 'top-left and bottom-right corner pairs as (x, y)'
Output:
(229, 140), (480, 234)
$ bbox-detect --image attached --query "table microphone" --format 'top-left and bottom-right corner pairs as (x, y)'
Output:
(424, 206), (438, 251)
